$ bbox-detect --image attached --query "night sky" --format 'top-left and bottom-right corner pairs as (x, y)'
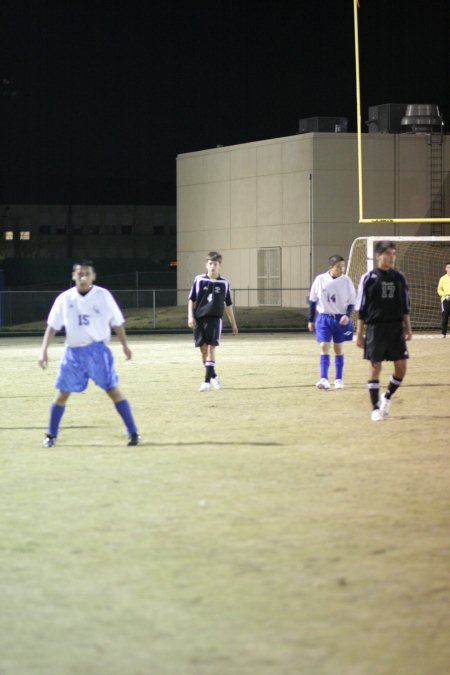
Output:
(1, 0), (449, 204)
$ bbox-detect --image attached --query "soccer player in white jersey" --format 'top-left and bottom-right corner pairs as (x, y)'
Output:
(38, 260), (140, 447)
(188, 251), (238, 391)
(308, 254), (356, 389)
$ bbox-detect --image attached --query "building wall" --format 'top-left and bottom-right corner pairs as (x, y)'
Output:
(176, 132), (450, 306)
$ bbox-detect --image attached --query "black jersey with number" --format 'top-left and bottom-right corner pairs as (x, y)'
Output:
(188, 274), (232, 319)
(355, 268), (410, 324)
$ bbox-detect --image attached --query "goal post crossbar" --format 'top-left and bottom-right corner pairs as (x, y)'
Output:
(360, 219), (450, 224)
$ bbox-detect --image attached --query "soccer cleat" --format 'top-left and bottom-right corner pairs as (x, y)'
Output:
(127, 432), (141, 446)
(334, 379), (344, 389)
(316, 378), (330, 390)
(210, 376), (221, 390)
(199, 382), (211, 392)
(379, 393), (391, 419)
(43, 434), (56, 448)
(371, 408), (384, 422)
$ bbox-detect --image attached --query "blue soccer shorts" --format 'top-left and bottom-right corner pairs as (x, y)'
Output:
(315, 313), (353, 344)
(55, 342), (119, 392)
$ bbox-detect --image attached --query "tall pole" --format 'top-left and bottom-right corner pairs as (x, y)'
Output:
(353, 0), (364, 223)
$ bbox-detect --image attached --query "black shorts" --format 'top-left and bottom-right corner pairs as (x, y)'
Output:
(364, 322), (409, 362)
(194, 317), (222, 347)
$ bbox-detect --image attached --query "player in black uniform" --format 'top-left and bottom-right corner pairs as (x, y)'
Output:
(355, 240), (412, 421)
(188, 251), (238, 391)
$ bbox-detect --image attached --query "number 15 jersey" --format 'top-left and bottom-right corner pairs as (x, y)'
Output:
(47, 285), (125, 347)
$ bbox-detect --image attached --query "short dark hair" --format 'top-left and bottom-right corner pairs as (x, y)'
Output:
(375, 240), (395, 255)
(73, 259), (95, 272)
(328, 254), (344, 267)
(206, 251), (222, 263)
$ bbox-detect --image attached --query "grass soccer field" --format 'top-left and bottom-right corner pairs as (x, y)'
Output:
(1, 333), (450, 675)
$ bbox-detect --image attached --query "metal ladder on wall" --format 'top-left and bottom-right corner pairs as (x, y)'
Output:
(428, 132), (444, 235)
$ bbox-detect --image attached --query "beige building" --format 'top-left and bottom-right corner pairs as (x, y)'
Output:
(176, 132), (449, 307)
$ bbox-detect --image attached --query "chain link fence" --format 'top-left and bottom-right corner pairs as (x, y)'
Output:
(0, 288), (309, 333)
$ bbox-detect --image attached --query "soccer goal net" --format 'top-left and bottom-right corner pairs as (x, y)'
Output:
(347, 236), (450, 331)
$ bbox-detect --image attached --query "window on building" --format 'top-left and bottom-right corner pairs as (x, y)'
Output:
(56, 225), (67, 235)
(121, 225), (132, 235)
(104, 224), (117, 235)
(4, 231), (14, 240)
(39, 225), (52, 235)
(153, 225), (164, 235)
(257, 247), (281, 306)
(20, 231), (31, 240)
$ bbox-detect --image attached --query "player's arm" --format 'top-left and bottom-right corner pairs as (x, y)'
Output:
(188, 299), (196, 328)
(355, 319), (365, 349)
(339, 304), (354, 326)
(224, 304), (238, 335)
(339, 278), (356, 325)
(112, 323), (132, 360)
(307, 300), (316, 332)
(403, 314), (412, 341)
(38, 325), (57, 369)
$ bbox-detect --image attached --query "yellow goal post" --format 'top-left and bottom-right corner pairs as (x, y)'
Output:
(353, 0), (450, 225)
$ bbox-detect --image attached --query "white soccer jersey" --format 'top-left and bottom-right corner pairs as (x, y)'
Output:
(47, 285), (125, 347)
(309, 272), (356, 315)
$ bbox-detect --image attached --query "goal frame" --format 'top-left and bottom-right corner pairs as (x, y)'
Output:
(347, 236), (450, 331)
(348, 236), (450, 274)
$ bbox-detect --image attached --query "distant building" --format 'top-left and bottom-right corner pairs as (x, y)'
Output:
(176, 130), (449, 307)
(0, 203), (176, 288)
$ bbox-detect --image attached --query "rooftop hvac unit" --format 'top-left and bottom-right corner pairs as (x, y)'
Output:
(367, 103), (407, 133)
(400, 104), (444, 133)
(298, 116), (348, 134)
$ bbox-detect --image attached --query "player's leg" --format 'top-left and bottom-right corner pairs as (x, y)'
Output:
(379, 324), (409, 418)
(441, 299), (450, 337)
(88, 343), (139, 445)
(316, 341), (331, 388)
(332, 342), (344, 388)
(44, 389), (71, 447)
(199, 343), (208, 366)
(368, 360), (384, 420)
(332, 317), (353, 388)
(106, 386), (140, 445)
(379, 358), (407, 419)
(314, 314), (332, 388)
(204, 343), (216, 379)
(316, 340), (331, 389)
(43, 346), (87, 447)
(200, 319), (222, 391)
(194, 322), (210, 391)
(363, 324), (386, 420)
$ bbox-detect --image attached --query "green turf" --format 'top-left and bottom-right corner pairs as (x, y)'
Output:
(1, 334), (450, 675)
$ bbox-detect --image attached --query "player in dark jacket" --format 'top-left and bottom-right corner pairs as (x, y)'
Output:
(188, 251), (238, 391)
(355, 240), (412, 421)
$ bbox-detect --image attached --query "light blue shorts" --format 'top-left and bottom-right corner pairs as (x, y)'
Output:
(315, 313), (353, 344)
(55, 342), (119, 392)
